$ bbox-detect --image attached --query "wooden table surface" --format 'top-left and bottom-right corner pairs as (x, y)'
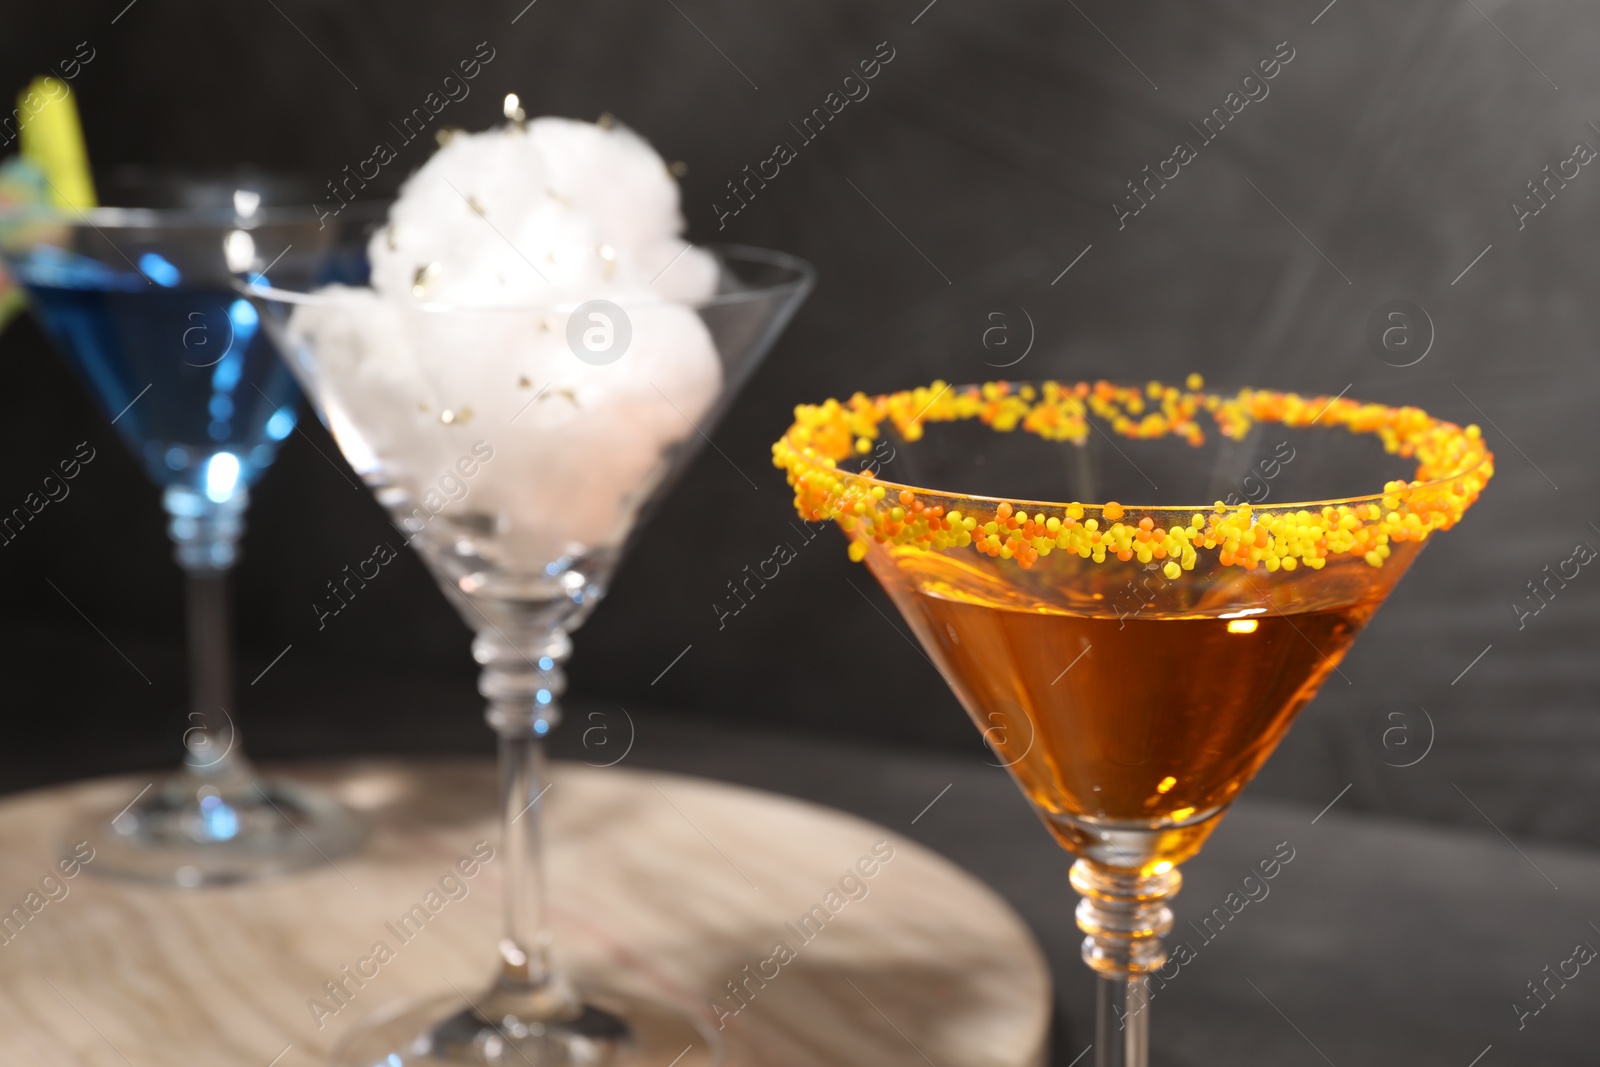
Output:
(0, 758), (1050, 1067)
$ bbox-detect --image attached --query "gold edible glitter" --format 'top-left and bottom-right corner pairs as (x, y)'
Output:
(412, 262), (441, 296)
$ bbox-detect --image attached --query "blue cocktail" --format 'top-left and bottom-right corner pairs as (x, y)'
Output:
(21, 272), (298, 498)
(0, 187), (368, 885)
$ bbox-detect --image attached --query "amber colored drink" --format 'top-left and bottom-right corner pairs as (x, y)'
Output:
(867, 542), (1408, 867)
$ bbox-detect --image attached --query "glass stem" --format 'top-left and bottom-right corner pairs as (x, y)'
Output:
(478, 625), (581, 1020)
(166, 485), (248, 780)
(182, 568), (243, 776)
(1095, 976), (1149, 1067)
(1071, 858), (1181, 1067)
(496, 728), (559, 986)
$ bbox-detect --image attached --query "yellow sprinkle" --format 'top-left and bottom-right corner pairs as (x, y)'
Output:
(1163, 561), (1181, 580)
(771, 378), (1493, 576)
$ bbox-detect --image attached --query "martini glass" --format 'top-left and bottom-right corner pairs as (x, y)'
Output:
(252, 242), (812, 1067)
(0, 176), (370, 885)
(774, 379), (1493, 1066)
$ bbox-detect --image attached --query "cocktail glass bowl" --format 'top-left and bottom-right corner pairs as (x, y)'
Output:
(253, 242), (813, 1067)
(774, 379), (1493, 1066)
(0, 174), (371, 886)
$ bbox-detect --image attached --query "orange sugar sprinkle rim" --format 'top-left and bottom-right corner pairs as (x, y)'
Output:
(771, 378), (1494, 572)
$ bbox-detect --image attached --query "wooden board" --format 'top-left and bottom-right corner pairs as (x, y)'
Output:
(0, 759), (1050, 1067)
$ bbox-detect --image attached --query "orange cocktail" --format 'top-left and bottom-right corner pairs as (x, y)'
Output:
(774, 378), (1492, 1067)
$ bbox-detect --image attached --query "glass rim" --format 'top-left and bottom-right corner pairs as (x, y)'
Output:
(245, 243), (816, 315)
(0, 199), (391, 231)
(780, 379), (1495, 516)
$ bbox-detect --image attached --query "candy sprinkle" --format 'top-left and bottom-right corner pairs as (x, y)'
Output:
(771, 379), (1493, 572)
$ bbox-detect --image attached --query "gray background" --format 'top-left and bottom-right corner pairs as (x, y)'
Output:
(1, 2), (1598, 1062)
(0, 0), (1594, 886)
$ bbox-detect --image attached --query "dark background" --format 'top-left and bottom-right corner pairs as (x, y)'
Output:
(1, 0), (1598, 919)
(3, 0), (1594, 841)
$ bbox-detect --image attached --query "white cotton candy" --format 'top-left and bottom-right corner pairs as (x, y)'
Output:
(288, 118), (723, 573)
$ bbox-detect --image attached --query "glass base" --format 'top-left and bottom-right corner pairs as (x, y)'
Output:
(69, 770), (366, 887)
(332, 986), (722, 1067)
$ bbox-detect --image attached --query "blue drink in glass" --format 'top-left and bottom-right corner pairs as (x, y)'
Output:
(0, 188), (371, 885)
(19, 255), (299, 500)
